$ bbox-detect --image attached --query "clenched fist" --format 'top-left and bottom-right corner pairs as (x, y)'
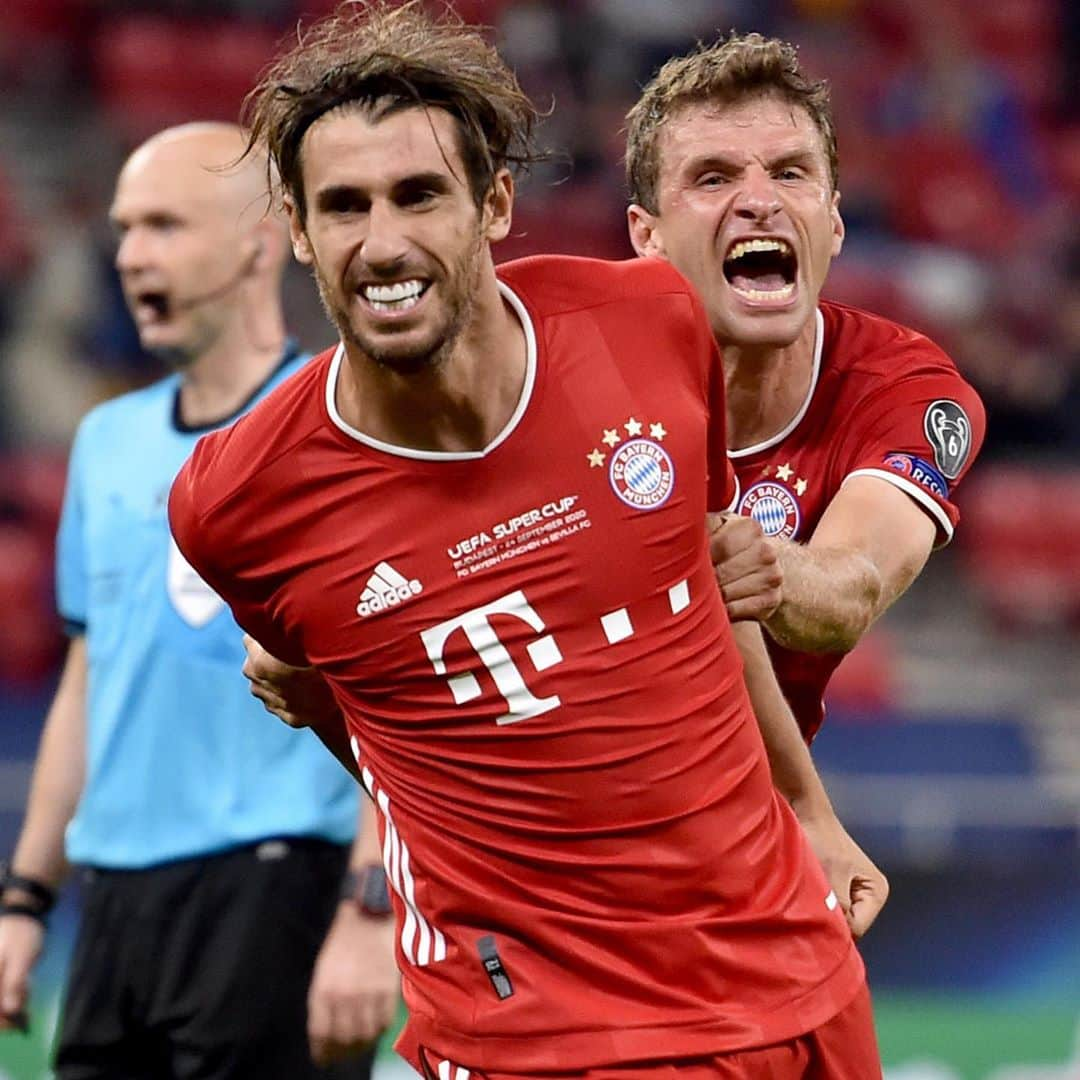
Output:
(707, 512), (783, 621)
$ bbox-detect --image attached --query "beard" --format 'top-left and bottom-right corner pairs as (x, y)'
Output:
(311, 228), (485, 376)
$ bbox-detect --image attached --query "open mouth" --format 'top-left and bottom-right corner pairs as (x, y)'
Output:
(133, 290), (171, 322)
(360, 278), (431, 315)
(723, 238), (797, 302)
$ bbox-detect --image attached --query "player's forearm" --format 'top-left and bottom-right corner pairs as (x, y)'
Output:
(765, 541), (882, 654)
(348, 796), (381, 869)
(730, 622), (832, 818)
(8, 639), (87, 891)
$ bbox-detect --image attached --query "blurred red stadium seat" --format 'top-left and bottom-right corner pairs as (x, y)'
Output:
(966, 0), (1058, 110)
(498, 186), (632, 263)
(0, 523), (61, 684)
(886, 132), (1022, 257)
(93, 17), (282, 140)
(822, 260), (910, 324)
(825, 628), (897, 715)
(958, 465), (1080, 629)
(0, 453), (66, 684)
(0, 0), (85, 44)
(0, 451), (67, 533)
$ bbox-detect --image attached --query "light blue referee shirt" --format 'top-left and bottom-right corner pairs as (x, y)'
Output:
(58, 344), (359, 869)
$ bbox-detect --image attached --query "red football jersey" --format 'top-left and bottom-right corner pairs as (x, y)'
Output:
(729, 301), (986, 741)
(170, 256), (863, 1072)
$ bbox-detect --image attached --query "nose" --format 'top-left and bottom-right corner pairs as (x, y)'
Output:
(360, 201), (409, 270)
(115, 227), (150, 276)
(732, 167), (782, 222)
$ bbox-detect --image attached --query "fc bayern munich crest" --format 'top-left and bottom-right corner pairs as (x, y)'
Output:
(609, 438), (675, 510)
(739, 481), (801, 538)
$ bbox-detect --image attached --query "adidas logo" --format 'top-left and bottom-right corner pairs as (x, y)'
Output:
(357, 561), (423, 618)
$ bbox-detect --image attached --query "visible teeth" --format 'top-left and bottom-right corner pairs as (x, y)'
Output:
(725, 238), (793, 263)
(364, 279), (424, 303)
(730, 282), (796, 301)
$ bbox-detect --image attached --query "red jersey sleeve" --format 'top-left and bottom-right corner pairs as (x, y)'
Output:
(169, 433), (307, 666)
(835, 363), (985, 545)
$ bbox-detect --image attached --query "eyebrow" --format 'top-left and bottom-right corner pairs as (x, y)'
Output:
(107, 209), (182, 231)
(767, 149), (823, 172)
(682, 146), (824, 177)
(315, 171), (456, 211)
(394, 171), (454, 194)
(681, 153), (740, 176)
(315, 184), (365, 212)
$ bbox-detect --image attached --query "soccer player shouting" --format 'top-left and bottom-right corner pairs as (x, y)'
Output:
(625, 35), (985, 743)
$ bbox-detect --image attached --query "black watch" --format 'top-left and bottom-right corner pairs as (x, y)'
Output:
(0, 860), (56, 918)
(340, 864), (393, 918)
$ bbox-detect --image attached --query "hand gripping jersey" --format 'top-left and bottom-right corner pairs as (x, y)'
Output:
(730, 302), (986, 742)
(170, 257), (864, 1072)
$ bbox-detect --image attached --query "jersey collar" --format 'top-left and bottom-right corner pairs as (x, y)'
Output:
(324, 280), (537, 461)
(171, 337), (302, 435)
(727, 307), (824, 459)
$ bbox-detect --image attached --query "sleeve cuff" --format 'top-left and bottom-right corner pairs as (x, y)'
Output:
(842, 468), (955, 547)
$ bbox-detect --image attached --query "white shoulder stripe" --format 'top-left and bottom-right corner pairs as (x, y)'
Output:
(843, 468), (954, 547)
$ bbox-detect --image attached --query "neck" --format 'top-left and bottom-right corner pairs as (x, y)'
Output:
(724, 314), (818, 451)
(336, 272), (527, 453)
(176, 294), (287, 428)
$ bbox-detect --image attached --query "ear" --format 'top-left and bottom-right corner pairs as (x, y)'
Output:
(830, 189), (844, 259)
(627, 204), (665, 259)
(285, 194), (313, 266)
(483, 168), (514, 244)
(246, 218), (277, 274)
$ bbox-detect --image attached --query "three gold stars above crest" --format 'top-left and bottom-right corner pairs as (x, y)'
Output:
(588, 416), (669, 467)
(765, 462), (808, 496)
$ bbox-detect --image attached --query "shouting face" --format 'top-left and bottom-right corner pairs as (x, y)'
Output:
(110, 126), (264, 367)
(629, 94), (844, 349)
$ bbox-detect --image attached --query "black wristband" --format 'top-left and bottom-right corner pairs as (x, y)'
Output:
(0, 901), (48, 925)
(0, 862), (56, 915)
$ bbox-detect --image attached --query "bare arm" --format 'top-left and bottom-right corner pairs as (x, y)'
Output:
(731, 621), (888, 937)
(0, 636), (87, 1027)
(7, 636), (86, 890)
(307, 797), (399, 1066)
(714, 477), (936, 652)
(766, 477), (935, 652)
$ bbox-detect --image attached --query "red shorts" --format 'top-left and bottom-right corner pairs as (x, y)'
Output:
(413, 983), (881, 1080)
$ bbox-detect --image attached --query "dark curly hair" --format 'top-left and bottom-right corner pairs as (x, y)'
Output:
(244, 0), (541, 221)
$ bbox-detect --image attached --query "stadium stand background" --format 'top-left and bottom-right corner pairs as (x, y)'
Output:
(0, 1), (1076, 1076)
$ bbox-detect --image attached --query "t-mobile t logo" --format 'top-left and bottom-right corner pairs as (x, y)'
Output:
(420, 590), (563, 725)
